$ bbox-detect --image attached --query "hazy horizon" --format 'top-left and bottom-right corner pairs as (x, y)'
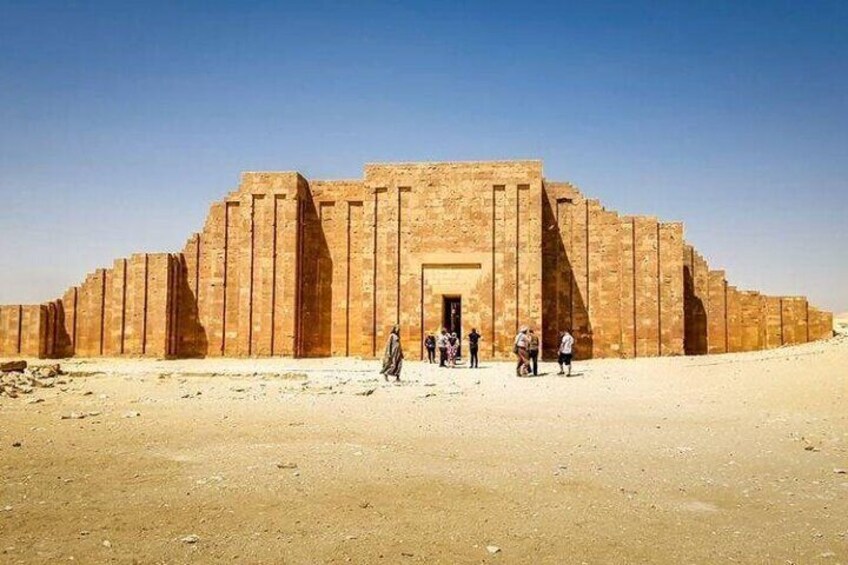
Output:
(1, 1), (845, 313)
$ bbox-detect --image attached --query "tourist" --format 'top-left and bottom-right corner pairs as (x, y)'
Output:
(437, 329), (448, 367)
(467, 328), (481, 368)
(514, 326), (530, 377)
(380, 325), (403, 381)
(558, 330), (574, 376)
(424, 333), (436, 363)
(527, 328), (540, 376)
(447, 332), (459, 367)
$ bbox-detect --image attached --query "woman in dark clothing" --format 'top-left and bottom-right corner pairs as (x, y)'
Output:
(424, 334), (436, 363)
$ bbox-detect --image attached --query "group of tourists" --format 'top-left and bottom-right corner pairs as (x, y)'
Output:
(513, 326), (574, 377)
(380, 324), (575, 381)
(423, 328), (482, 369)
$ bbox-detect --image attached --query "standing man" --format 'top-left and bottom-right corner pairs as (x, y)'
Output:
(437, 329), (448, 368)
(558, 330), (574, 376)
(527, 329), (540, 376)
(514, 326), (530, 377)
(424, 333), (436, 364)
(467, 328), (481, 368)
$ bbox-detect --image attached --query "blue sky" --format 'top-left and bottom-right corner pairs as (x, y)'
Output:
(0, 0), (846, 312)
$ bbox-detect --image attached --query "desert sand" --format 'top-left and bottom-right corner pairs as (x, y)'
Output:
(2, 325), (847, 564)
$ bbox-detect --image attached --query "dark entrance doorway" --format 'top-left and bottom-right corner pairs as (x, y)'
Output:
(442, 296), (462, 358)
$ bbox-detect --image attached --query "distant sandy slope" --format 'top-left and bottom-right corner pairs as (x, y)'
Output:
(1, 336), (847, 564)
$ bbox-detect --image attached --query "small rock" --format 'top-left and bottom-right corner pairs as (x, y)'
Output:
(27, 398), (44, 404)
(79, 531), (90, 536)
(834, 468), (847, 474)
(32, 364), (60, 379)
(181, 534), (200, 544)
(486, 545), (501, 554)
(276, 462), (298, 469)
(11, 441), (21, 447)
(355, 388), (376, 396)
(101, 540), (111, 548)
(2, 506), (12, 512)
(0, 360), (27, 373)
(804, 445), (820, 452)
(61, 412), (87, 420)
(123, 411), (141, 419)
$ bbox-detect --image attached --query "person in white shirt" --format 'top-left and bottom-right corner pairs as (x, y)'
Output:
(436, 329), (448, 368)
(558, 330), (575, 376)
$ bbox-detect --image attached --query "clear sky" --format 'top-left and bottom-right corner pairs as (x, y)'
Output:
(0, 0), (846, 313)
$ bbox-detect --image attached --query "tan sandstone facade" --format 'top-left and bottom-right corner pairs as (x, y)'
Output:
(0, 160), (833, 360)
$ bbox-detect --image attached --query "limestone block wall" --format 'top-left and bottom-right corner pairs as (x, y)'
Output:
(0, 305), (47, 358)
(299, 161), (544, 360)
(680, 242), (832, 355)
(173, 173), (305, 358)
(0, 160), (834, 360)
(541, 184), (685, 360)
(1, 254), (180, 359)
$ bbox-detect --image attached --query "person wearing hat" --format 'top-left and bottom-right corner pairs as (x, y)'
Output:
(513, 326), (530, 377)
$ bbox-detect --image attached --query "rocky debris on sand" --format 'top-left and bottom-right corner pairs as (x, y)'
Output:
(486, 545), (502, 554)
(101, 540), (112, 548)
(1, 364), (62, 399)
(123, 411), (141, 419)
(31, 364), (62, 379)
(834, 468), (847, 474)
(355, 387), (376, 396)
(180, 534), (200, 544)
(275, 462), (298, 469)
(0, 360), (27, 373)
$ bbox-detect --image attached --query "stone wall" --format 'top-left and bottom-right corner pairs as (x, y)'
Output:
(0, 254), (179, 359)
(541, 184), (685, 360)
(0, 160), (833, 360)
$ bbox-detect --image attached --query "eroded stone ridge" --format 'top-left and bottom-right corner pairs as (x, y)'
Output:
(0, 161), (833, 360)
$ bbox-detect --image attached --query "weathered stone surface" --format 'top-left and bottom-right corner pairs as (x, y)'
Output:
(0, 160), (832, 360)
(1, 360), (27, 372)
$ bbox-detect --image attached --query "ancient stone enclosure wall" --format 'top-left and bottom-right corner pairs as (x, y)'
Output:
(0, 160), (833, 360)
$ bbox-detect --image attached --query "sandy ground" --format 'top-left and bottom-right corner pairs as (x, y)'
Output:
(2, 330), (847, 564)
